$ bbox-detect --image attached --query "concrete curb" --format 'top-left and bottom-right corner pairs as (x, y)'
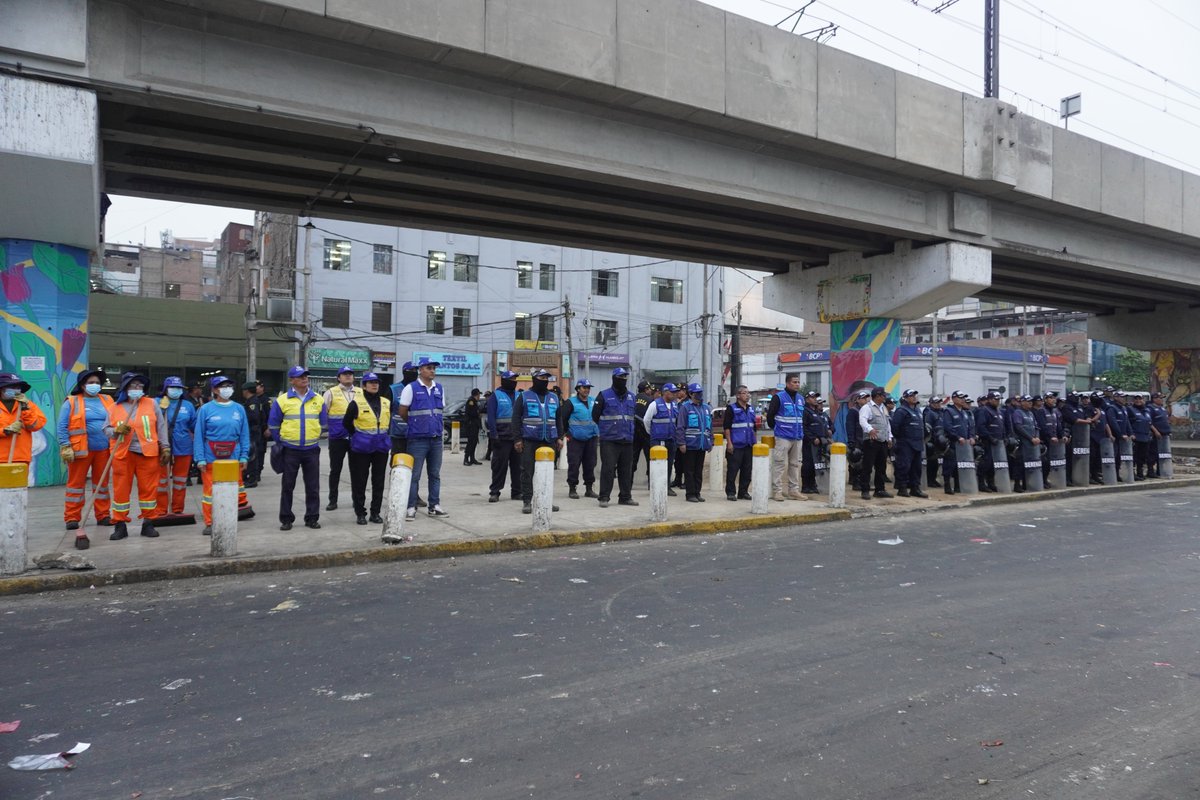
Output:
(0, 508), (852, 597)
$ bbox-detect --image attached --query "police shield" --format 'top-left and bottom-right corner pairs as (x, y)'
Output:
(1070, 423), (1091, 487)
(1158, 435), (1174, 478)
(990, 439), (1012, 493)
(1046, 441), (1067, 489)
(1118, 438), (1135, 483)
(1099, 438), (1118, 485)
(1022, 441), (1044, 492)
(953, 441), (979, 494)
(815, 445), (830, 494)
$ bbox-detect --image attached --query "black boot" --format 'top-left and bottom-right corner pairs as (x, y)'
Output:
(569, 485), (580, 499)
(109, 521), (129, 540)
(140, 520), (160, 538)
(356, 514), (368, 525)
(584, 485), (597, 498)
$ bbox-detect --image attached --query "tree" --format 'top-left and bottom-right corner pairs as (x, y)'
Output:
(1098, 349), (1150, 392)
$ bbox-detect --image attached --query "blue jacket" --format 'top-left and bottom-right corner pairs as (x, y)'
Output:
(649, 398), (676, 441)
(1128, 405), (1153, 441)
(940, 406), (975, 441)
(194, 401), (251, 463)
(389, 380), (411, 439)
(675, 400), (713, 451)
(976, 404), (1004, 441)
(1105, 403), (1132, 437)
(594, 387), (636, 443)
(515, 390), (559, 442)
(161, 397), (197, 456)
(1149, 402), (1171, 435)
(404, 381), (443, 439)
(486, 389), (516, 441)
(725, 403), (757, 449)
(772, 391), (803, 440)
(890, 403), (924, 451)
(1012, 408), (1038, 443)
(563, 395), (597, 441)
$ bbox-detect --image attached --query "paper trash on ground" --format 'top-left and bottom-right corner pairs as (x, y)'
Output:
(8, 743), (90, 771)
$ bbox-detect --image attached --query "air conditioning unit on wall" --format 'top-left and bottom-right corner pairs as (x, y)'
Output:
(266, 297), (294, 322)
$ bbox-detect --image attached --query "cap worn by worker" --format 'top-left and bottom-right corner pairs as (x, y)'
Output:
(0, 372), (31, 392)
(1151, 391), (1164, 398)
(661, 382), (677, 393)
(414, 357), (440, 368)
(952, 390), (969, 399)
(856, 390), (872, 399)
(1113, 389), (1126, 397)
(687, 382), (703, 393)
(902, 389), (919, 398)
(531, 369), (553, 379)
(210, 375), (233, 390)
(288, 366), (309, 379)
(612, 367), (630, 378)
(162, 375), (185, 389)
(1021, 394), (1033, 402)
(870, 387), (886, 397)
(242, 381), (257, 391)
(575, 378), (593, 388)
(499, 370), (517, 380)
(402, 361), (415, 373)
(805, 391), (821, 398)
(1045, 390), (1060, 398)
(986, 390), (1002, 399)
(361, 372), (380, 383)
(1031, 394), (1042, 401)
(337, 365), (355, 376)
(637, 380), (652, 392)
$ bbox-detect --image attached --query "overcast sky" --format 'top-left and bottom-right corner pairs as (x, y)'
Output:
(103, 0), (1200, 261)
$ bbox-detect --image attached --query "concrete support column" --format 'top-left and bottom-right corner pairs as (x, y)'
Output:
(382, 454), (413, 543)
(531, 447), (555, 532)
(648, 445), (668, 522)
(0, 464), (28, 575)
(209, 460), (239, 557)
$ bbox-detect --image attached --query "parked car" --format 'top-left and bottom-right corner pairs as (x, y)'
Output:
(442, 398), (468, 443)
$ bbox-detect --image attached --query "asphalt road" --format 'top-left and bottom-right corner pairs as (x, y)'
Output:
(3, 487), (1200, 799)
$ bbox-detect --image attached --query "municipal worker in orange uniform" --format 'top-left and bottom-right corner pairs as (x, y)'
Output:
(0, 371), (47, 466)
(106, 371), (169, 541)
(56, 368), (113, 549)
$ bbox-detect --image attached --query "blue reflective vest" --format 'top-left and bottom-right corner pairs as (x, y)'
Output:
(727, 403), (757, 448)
(520, 390), (559, 442)
(490, 389), (515, 440)
(649, 398), (675, 441)
(406, 381), (443, 439)
(1128, 405), (1153, 441)
(598, 388), (636, 442)
(1149, 403), (1171, 435)
(566, 396), (597, 440)
(773, 391), (803, 440)
(677, 401), (713, 451)
(389, 381), (409, 438)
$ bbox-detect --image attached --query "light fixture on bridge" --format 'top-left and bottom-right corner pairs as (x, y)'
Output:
(386, 151), (403, 164)
(342, 193), (356, 205)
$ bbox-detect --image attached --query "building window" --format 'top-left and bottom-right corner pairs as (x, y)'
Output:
(517, 260), (534, 289)
(805, 372), (822, 393)
(1034, 325), (1046, 335)
(981, 330), (992, 339)
(452, 307), (471, 337)
(539, 263), (556, 291)
(427, 250), (447, 280)
(650, 324), (681, 350)
(1008, 371), (1022, 394)
(593, 270), (618, 297)
(998, 328), (1009, 338)
(454, 254), (478, 283)
(515, 312), (533, 340)
(426, 305), (446, 334)
(538, 314), (555, 341)
(323, 239), (351, 271)
(651, 277), (683, 304)
(323, 297), (350, 329)
(164, 283), (181, 298)
(373, 244), (393, 275)
(594, 319), (618, 347)
(371, 301), (391, 332)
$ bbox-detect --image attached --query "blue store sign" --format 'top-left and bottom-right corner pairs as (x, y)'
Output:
(412, 351), (484, 376)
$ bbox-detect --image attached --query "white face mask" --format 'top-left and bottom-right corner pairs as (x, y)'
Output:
(84, 383), (102, 396)
(127, 389), (144, 401)
(217, 386), (234, 400)
(167, 387), (184, 400)
(1, 388), (16, 400)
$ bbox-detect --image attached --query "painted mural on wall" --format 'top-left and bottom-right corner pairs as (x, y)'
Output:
(829, 317), (900, 442)
(1, 239), (91, 486)
(1151, 349), (1200, 438)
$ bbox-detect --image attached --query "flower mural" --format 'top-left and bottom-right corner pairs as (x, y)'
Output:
(0, 240), (91, 487)
(829, 317), (900, 443)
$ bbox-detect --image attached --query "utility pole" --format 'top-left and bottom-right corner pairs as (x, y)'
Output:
(584, 295), (593, 385)
(300, 222), (314, 368)
(930, 310), (939, 396)
(701, 265), (710, 392)
(731, 301), (742, 393)
(984, 0), (999, 98)
(1020, 307), (1029, 395)
(563, 297), (574, 384)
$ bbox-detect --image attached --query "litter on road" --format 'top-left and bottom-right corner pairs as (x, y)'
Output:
(0, 721), (19, 733)
(877, 536), (904, 546)
(7, 742), (90, 771)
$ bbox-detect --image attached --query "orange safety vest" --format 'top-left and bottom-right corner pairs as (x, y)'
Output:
(66, 394), (114, 457)
(0, 399), (47, 464)
(108, 397), (161, 458)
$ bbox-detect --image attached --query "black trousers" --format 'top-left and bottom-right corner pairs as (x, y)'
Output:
(518, 438), (558, 502)
(894, 444), (922, 490)
(979, 439), (996, 488)
(632, 434), (651, 478)
(280, 446), (320, 524)
(800, 441), (818, 490)
(566, 437), (597, 488)
(489, 438), (521, 498)
(246, 431), (265, 482)
(680, 448), (706, 498)
(1133, 440), (1153, 475)
(464, 422), (480, 463)
(599, 440), (634, 502)
(348, 449), (388, 516)
(725, 445), (753, 496)
(1089, 439), (1104, 479)
(327, 437), (351, 501)
(861, 439), (889, 493)
(925, 446), (940, 485)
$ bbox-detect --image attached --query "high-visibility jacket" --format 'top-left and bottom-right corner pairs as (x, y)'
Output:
(326, 386), (363, 440)
(274, 390), (325, 449)
(597, 388), (636, 442)
(519, 390), (559, 442)
(350, 395), (391, 453)
(772, 391), (803, 440)
(405, 381), (443, 439)
(676, 401), (713, 451)
(64, 394), (114, 457)
(565, 396), (597, 440)
(726, 403), (757, 448)
(108, 397), (163, 458)
(0, 398), (48, 464)
(649, 398), (676, 441)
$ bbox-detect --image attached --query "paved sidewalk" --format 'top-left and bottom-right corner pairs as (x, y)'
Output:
(4, 442), (1197, 594)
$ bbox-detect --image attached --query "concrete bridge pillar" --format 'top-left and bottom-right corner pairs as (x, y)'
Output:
(764, 241), (991, 422)
(1090, 309), (1200, 429)
(1, 74), (100, 487)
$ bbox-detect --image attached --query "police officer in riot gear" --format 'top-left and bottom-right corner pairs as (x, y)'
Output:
(923, 395), (944, 488)
(939, 391), (975, 495)
(975, 391), (1004, 492)
(1106, 390), (1133, 481)
(801, 391), (828, 494)
(1011, 395), (1040, 492)
(891, 389), (928, 498)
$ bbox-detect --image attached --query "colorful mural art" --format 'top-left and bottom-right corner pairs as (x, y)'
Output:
(1151, 349), (1200, 439)
(1, 239), (91, 486)
(828, 317), (900, 442)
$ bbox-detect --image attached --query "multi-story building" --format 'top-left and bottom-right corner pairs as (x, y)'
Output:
(216, 221), (254, 304)
(295, 219), (724, 400)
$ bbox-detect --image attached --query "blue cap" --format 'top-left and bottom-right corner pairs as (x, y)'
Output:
(414, 356), (440, 368)
(612, 367), (630, 378)
(162, 375), (185, 389)
(401, 361), (415, 372)
(687, 382), (703, 393)
(661, 382), (678, 392)
(499, 370), (517, 380)
(575, 378), (593, 388)
(288, 366), (309, 379)
(361, 372), (381, 383)
(531, 369), (553, 380)
(210, 375), (233, 390)
(337, 365), (355, 376)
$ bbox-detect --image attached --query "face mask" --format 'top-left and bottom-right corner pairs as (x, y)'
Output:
(500, 379), (517, 393)
(1, 388), (16, 400)
(217, 386), (234, 400)
(127, 389), (144, 401)
(84, 383), (102, 396)
(613, 378), (628, 392)
(532, 379), (549, 393)
(167, 387), (183, 400)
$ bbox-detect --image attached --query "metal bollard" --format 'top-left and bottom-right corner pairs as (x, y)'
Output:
(382, 453), (414, 543)
(1046, 441), (1067, 489)
(649, 445), (668, 522)
(827, 442), (846, 509)
(1022, 442), (1044, 492)
(0, 463), (28, 576)
(210, 460), (240, 557)
(990, 440), (1012, 493)
(708, 433), (725, 491)
(1118, 438), (1134, 483)
(1158, 435), (1174, 478)
(1099, 438), (1117, 485)
(532, 446), (555, 532)
(953, 441), (979, 494)
(750, 443), (771, 514)
(1070, 423), (1091, 487)
(450, 421), (460, 454)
